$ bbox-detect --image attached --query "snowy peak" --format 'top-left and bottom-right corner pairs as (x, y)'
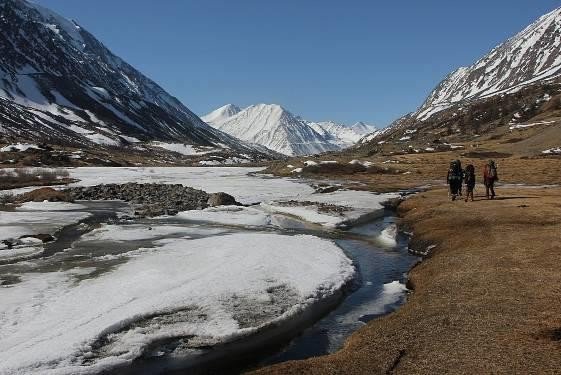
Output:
(417, 6), (561, 120)
(306, 121), (365, 147)
(349, 121), (378, 135)
(203, 104), (339, 156)
(203, 104), (375, 155)
(202, 104), (241, 125)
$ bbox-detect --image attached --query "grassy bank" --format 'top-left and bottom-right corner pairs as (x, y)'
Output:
(253, 187), (561, 374)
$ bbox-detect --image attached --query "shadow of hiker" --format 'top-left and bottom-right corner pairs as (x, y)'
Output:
(490, 196), (538, 201)
(468, 196), (539, 202)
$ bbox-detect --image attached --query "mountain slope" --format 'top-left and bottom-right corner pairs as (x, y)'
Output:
(357, 6), (561, 156)
(205, 104), (340, 156)
(306, 121), (372, 148)
(349, 121), (378, 135)
(417, 6), (561, 121)
(0, 0), (258, 154)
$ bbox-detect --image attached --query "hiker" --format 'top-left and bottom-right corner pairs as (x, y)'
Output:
(457, 159), (463, 197)
(447, 160), (463, 201)
(464, 164), (476, 202)
(483, 160), (498, 199)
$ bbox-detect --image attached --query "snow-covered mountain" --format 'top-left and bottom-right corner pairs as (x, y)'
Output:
(349, 121), (378, 135)
(204, 104), (339, 156)
(416, 6), (561, 121)
(0, 0), (258, 154)
(201, 104), (241, 126)
(356, 6), (561, 153)
(203, 103), (375, 155)
(306, 121), (371, 148)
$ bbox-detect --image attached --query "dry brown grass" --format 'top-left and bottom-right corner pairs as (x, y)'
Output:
(266, 149), (561, 193)
(0, 168), (71, 189)
(17, 187), (72, 203)
(254, 187), (561, 374)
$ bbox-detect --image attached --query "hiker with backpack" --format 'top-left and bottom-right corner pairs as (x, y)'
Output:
(483, 160), (498, 199)
(447, 159), (463, 201)
(464, 164), (476, 202)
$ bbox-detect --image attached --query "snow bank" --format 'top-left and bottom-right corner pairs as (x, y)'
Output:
(0, 204), (90, 242)
(0, 246), (44, 263)
(349, 160), (373, 167)
(263, 190), (398, 229)
(151, 142), (217, 156)
(18, 201), (88, 211)
(0, 233), (354, 374)
(0, 143), (40, 152)
(261, 202), (343, 228)
(542, 147), (561, 154)
(509, 120), (555, 129)
(175, 205), (272, 227)
(80, 224), (198, 242)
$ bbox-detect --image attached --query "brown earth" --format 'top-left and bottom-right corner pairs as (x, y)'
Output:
(253, 187), (561, 374)
(265, 147), (561, 193)
(17, 187), (72, 203)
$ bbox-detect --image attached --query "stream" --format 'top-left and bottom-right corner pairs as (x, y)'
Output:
(0, 167), (418, 374)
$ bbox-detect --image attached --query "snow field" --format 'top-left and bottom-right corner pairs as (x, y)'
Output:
(0, 233), (355, 374)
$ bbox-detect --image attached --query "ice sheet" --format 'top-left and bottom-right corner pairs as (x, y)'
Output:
(0, 233), (354, 374)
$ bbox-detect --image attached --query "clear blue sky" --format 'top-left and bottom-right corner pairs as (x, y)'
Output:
(34, 0), (561, 126)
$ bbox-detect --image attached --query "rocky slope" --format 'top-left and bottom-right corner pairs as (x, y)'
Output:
(358, 6), (561, 156)
(418, 6), (561, 121)
(0, 0), (266, 160)
(204, 103), (376, 156)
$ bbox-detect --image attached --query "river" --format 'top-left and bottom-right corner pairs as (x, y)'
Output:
(0, 167), (417, 374)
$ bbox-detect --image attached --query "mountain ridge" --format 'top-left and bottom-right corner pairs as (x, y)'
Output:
(416, 6), (561, 121)
(356, 6), (561, 155)
(203, 103), (378, 156)
(0, 0), (263, 157)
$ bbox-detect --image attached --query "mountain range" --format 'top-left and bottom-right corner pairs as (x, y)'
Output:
(0, 0), (266, 160)
(203, 104), (377, 156)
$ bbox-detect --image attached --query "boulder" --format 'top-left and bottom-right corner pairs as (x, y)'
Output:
(207, 192), (239, 207)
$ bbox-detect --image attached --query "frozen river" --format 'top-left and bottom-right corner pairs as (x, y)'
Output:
(0, 167), (416, 374)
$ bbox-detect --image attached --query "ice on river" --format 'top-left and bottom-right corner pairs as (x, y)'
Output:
(3, 167), (396, 228)
(0, 233), (354, 374)
(0, 202), (90, 242)
(0, 202), (91, 262)
(0, 167), (403, 373)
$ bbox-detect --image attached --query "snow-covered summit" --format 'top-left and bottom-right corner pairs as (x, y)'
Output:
(417, 6), (561, 120)
(205, 103), (340, 156)
(203, 104), (375, 155)
(350, 121), (378, 135)
(202, 104), (242, 125)
(306, 120), (369, 148)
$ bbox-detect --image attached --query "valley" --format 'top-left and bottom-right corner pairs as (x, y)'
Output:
(0, 1), (560, 374)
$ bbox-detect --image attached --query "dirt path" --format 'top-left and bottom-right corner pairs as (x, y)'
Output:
(253, 187), (561, 374)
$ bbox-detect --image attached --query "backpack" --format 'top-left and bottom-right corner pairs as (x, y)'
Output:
(464, 164), (475, 184)
(488, 161), (497, 180)
(449, 160), (462, 180)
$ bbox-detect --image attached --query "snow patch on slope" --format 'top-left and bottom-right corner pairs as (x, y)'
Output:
(417, 6), (561, 120)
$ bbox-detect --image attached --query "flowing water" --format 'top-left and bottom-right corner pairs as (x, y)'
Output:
(0, 168), (419, 374)
(1, 202), (416, 374)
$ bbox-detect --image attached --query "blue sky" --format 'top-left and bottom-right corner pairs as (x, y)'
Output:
(35, 1), (561, 126)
